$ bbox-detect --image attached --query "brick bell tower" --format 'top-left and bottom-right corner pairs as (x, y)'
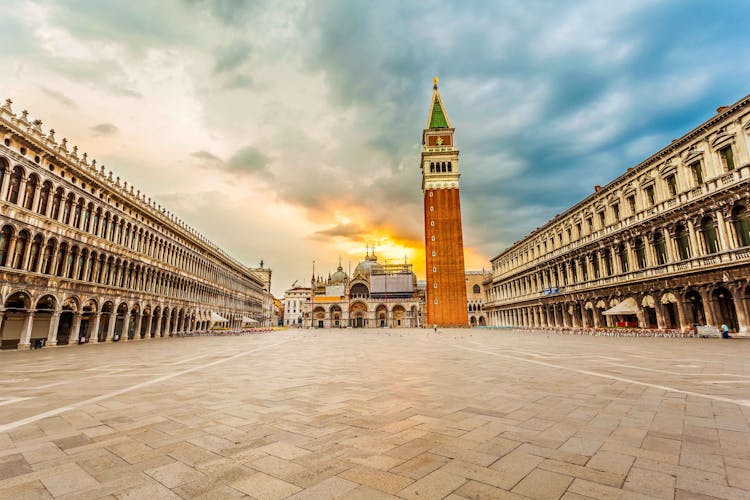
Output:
(421, 77), (468, 327)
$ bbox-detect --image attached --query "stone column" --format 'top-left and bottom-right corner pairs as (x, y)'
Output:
(593, 308), (601, 328)
(89, 313), (100, 344)
(17, 311), (35, 350)
(121, 313), (131, 342)
(687, 220), (700, 257)
(654, 299), (666, 329)
(17, 176), (27, 206)
(46, 312), (61, 346)
(699, 289), (716, 326)
(144, 314), (153, 339)
(664, 230), (675, 262)
(562, 305), (570, 327)
(581, 305), (589, 328)
(154, 311), (163, 337)
(69, 313), (82, 345)
(0, 166), (8, 201)
(106, 313), (117, 342)
(716, 211), (730, 251)
(676, 300), (688, 330)
(134, 312), (144, 340)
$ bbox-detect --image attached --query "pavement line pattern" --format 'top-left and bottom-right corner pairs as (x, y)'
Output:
(0, 339), (292, 434)
(460, 342), (750, 408)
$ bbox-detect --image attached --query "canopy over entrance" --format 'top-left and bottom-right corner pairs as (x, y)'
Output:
(602, 297), (639, 316)
(242, 316), (259, 325)
(210, 312), (228, 323)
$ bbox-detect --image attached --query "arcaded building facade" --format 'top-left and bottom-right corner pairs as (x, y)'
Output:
(421, 79), (468, 327)
(485, 93), (750, 334)
(0, 99), (266, 349)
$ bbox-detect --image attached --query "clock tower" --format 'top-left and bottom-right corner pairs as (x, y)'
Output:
(421, 78), (468, 327)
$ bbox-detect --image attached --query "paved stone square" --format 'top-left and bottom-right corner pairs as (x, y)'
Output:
(0, 328), (749, 499)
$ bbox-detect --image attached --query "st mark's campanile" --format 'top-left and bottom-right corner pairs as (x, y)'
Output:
(421, 78), (468, 327)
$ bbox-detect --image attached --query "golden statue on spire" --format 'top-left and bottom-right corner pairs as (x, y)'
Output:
(433, 76), (439, 87)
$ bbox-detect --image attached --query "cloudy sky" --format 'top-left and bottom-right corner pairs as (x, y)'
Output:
(2, 0), (749, 296)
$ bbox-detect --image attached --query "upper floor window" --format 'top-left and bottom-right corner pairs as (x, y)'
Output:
(675, 224), (691, 260)
(690, 161), (704, 185)
(635, 238), (647, 269)
(665, 175), (677, 197)
(566, 228), (572, 242)
(597, 211), (606, 228)
(653, 231), (667, 265)
(719, 145), (735, 171)
(575, 223), (582, 239)
(644, 186), (655, 206)
(472, 284), (480, 294)
(732, 205), (750, 247)
(700, 216), (719, 254)
(612, 203), (620, 221)
(627, 195), (636, 214)
(586, 217), (593, 234)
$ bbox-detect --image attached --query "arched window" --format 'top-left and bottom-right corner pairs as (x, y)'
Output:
(28, 234), (42, 272)
(12, 230), (28, 269)
(7, 166), (23, 204)
(51, 187), (63, 219)
(0, 226), (13, 266)
(23, 174), (37, 210)
(430, 162), (435, 173)
(618, 243), (629, 273)
(700, 216), (718, 254)
(653, 231), (667, 265)
(448, 162), (452, 172)
(441, 162), (446, 172)
(55, 243), (68, 276)
(41, 239), (56, 274)
(92, 207), (101, 235)
(72, 198), (84, 228)
(675, 225), (690, 260)
(473, 284), (480, 294)
(62, 193), (74, 224)
(83, 203), (93, 232)
(733, 205), (750, 247)
(635, 238), (647, 269)
(38, 181), (52, 215)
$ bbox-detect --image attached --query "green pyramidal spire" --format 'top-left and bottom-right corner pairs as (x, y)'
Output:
(429, 97), (449, 128)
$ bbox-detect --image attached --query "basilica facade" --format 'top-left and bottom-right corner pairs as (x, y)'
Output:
(484, 94), (750, 334)
(284, 251), (424, 329)
(0, 99), (268, 349)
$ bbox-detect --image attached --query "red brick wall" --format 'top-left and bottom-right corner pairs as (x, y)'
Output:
(424, 188), (468, 326)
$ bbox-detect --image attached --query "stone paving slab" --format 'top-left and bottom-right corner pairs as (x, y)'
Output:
(0, 328), (748, 498)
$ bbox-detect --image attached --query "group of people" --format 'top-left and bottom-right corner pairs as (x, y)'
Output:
(174, 327), (272, 337)
(509, 324), (736, 338)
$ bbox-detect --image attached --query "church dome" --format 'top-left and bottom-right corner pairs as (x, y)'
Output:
(353, 256), (382, 277)
(331, 265), (348, 284)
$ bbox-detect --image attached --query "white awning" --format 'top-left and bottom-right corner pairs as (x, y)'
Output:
(210, 312), (228, 323)
(242, 316), (259, 324)
(602, 297), (639, 316)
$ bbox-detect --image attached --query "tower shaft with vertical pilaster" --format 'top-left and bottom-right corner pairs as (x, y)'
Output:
(421, 79), (468, 327)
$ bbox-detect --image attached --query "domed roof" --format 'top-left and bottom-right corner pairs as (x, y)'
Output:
(331, 264), (348, 284)
(353, 251), (382, 278)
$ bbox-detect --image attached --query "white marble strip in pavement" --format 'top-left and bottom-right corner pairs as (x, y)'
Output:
(461, 342), (750, 408)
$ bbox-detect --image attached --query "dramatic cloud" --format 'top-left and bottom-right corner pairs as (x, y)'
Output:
(2, 0), (749, 294)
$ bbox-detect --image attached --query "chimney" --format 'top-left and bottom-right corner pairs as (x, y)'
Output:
(594, 185), (603, 192)
(716, 106), (729, 114)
